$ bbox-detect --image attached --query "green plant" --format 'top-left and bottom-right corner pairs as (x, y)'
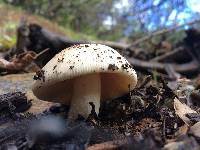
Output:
(152, 69), (158, 83)
(0, 21), (17, 51)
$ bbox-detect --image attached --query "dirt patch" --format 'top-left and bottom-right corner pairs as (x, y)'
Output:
(0, 73), (53, 113)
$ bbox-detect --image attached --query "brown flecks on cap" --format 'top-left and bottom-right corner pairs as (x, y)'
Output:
(111, 50), (115, 53)
(53, 65), (57, 70)
(109, 56), (113, 59)
(121, 63), (131, 70)
(58, 57), (64, 63)
(100, 67), (105, 70)
(117, 57), (121, 59)
(94, 48), (97, 51)
(69, 66), (74, 70)
(108, 64), (119, 71)
(85, 45), (89, 47)
(53, 70), (57, 74)
(33, 70), (45, 82)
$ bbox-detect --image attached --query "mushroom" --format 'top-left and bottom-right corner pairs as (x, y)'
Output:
(32, 44), (137, 119)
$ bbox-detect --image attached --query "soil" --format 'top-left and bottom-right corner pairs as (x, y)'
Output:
(0, 72), (199, 150)
(0, 73), (53, 113)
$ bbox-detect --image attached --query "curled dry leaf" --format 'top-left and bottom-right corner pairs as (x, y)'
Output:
(175, 124), (189, 137)
(189, 122), (200, 140)
(174, 98), (197, 126)
(163, 136), (199, 150)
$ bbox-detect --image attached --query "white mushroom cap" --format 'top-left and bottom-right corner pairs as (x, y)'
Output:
(32, 44), (137, 104)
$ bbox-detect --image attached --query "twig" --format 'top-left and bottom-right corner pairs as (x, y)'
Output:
(164, 64), (181, 80)
(87, 139), (129, 150)
(33, 48), (50, 59)
(151, 47), (185, 62)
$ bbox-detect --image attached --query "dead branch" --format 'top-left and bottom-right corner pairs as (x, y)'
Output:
(0, 50), (44, 73)
(164, 64), (181, 80)
(151, 47), (186, 62)
(127, 58), (199, 74)
(128, 19), (200, 49)
(8, 21), (200, 77)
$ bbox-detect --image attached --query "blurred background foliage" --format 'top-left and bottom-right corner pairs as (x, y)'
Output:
(0, 0), (200, 43)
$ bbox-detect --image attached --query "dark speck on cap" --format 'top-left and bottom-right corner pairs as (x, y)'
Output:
(121, 63), (131, 70)
(58, 57), (64, 63)
(69, 66), (74, 69)
(33, 70), (45, 82)
(53, 65), (57, 70)
(108, 64), (119, 71)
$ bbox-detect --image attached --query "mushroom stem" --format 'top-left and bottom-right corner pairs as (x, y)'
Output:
(68, 74), (101, 119)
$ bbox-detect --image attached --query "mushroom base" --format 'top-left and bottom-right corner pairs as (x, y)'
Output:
(68, 74), (101, 119)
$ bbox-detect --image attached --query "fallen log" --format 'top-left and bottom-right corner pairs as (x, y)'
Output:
(6, 20), (199, 77)
(9, 20), (132, 67)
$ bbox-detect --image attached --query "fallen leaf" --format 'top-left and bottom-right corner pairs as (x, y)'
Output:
(189, 122), (200, 140)
(174, 98), (197, 126)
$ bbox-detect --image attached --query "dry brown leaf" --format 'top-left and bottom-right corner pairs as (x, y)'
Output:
(189, 122), (200, 139)
(174, 98), (197, 126)
(175, 124), (189, 137)
(87, 139), (128, 150)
